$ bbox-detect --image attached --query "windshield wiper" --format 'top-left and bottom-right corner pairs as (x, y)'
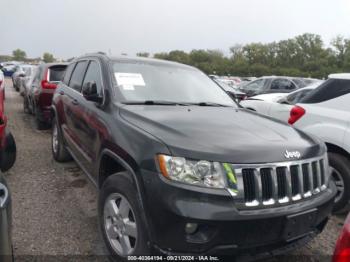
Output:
(122, 100), (190, 106)
(188, 102), (231, 107)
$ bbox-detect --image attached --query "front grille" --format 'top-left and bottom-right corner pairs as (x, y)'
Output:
(232, 155), (329, 208)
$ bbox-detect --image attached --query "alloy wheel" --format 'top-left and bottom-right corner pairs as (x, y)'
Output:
(331, 167), (345, 203)
(103, 193), (137, 256)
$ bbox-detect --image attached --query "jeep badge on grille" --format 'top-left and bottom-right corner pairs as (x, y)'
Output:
(284, 150), (301, 159)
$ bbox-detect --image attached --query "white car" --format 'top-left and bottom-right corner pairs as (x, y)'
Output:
(240, 82), (321, 121)
(287, 74), (350, 212)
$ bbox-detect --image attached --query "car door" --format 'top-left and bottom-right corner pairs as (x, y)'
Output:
(76, 60), (107, 176)
(60, 60), (89, 166)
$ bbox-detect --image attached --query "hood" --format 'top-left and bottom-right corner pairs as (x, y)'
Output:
(120, 105), (324, 163)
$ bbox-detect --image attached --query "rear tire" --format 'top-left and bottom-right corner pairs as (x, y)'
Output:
(329, 152), (350, 213)
(23, 96), (31, 114)
(51, 117), (71, 162)
(34, 105), (49, 130)
(99, 173), (150, 261)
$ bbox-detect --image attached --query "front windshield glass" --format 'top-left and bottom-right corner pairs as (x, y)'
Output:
(112, 61), (236, 107)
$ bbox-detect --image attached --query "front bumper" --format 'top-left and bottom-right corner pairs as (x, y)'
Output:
(141, 169), (336, 256)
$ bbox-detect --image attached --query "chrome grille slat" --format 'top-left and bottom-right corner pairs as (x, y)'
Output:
(308, 163), (314, 193)
(230, 154), (329, 208)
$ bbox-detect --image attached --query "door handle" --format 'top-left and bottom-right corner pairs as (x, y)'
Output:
(71, 99), (79, 105)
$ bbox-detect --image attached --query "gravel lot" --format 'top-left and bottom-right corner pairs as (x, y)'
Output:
(2, 78), (348, 261)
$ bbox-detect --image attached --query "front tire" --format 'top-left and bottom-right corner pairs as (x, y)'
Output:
(329, 152), (350, 213)
(99, 173), (150, 261)
(51, 118), (71, 162)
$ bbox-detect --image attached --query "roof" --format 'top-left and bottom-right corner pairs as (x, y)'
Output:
(80, 53), (195, 70)
(328, 73), (350, 80)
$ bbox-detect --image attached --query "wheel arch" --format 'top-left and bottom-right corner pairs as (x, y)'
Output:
(325, 142), (350, 161)
(98, 149), (154, 243)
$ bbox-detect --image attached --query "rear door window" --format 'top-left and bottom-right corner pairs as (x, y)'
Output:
(63, 63), (76, 85)
(69, 61), (89, 92)
(48, 66), (67, 82)
(270, 79), (296, 91)
(301, 79), (350, 103)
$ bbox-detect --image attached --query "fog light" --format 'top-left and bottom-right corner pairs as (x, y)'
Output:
(185, 223), (198, 234)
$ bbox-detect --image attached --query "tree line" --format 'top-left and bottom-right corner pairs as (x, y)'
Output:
(4, 33), (350, 78)
(139, 33), (350, 78)
(0, 49), (55, 63)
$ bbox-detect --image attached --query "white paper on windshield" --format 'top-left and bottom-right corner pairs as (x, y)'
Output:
(115, 73), (145, 87)
(122, 84), (135, 90)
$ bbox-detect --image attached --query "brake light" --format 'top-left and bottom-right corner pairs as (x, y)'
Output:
(288, 106), (305, 125)
(333, 214), (350, 262)
(41, 80), (57, 89)
(41, 68), (57, 89)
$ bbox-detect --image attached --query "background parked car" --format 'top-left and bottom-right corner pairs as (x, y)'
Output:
(0, 70), (16, 261)
(239, 76), (309, 97)
(0, 172), (13, 262)
(18, 65), (37, 96)
(333, 212), (350, 262)
(27, 63), (67, 129)
(22, 66), (38, 114)
(240, 82), (321, 118)
(12, 65), (36, 93)
(288, 74), (350, 213)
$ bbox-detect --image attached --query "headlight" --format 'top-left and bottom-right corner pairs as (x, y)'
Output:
(158, 154), (238, 190)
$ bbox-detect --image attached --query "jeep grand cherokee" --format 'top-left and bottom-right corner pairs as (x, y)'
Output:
(51, 53), (336, 260)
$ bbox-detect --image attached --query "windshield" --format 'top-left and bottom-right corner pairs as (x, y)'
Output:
(112, 62), (236, 107)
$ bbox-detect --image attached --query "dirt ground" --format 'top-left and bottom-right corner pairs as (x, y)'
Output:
(2, 78), (347, 262)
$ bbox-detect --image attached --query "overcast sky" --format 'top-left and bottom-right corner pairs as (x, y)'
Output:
(2, 0), (350, 59)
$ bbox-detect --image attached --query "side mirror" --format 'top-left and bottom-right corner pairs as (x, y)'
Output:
(82, 81), (102, 103)
(19, 73), (26, 77)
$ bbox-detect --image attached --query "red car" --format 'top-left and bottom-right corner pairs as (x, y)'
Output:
(333, 213), (350, 262)
(0, 71), (16, 172)
(25, 63), (67, 129)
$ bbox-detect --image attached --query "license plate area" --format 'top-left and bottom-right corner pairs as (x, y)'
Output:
(284, 209), (318, 241)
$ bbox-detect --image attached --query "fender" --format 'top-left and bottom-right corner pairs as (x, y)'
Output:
(98, 149), (155, 245)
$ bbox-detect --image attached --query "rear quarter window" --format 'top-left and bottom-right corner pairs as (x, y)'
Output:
(300, 79), (350, 103)
(49, 66), (67, 82)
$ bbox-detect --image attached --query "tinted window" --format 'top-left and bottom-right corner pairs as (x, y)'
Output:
(49, 66), (67, 82)
(69, 61), (88, 92)
(82, 61), (103, 95)
(270, 79), (296, 90)
(301, 79), (350, 103)
(286, 89), (312, 104)
(63, 63), (76, 85)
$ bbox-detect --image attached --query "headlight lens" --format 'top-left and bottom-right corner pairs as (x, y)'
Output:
(158, 155), (227, 188)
